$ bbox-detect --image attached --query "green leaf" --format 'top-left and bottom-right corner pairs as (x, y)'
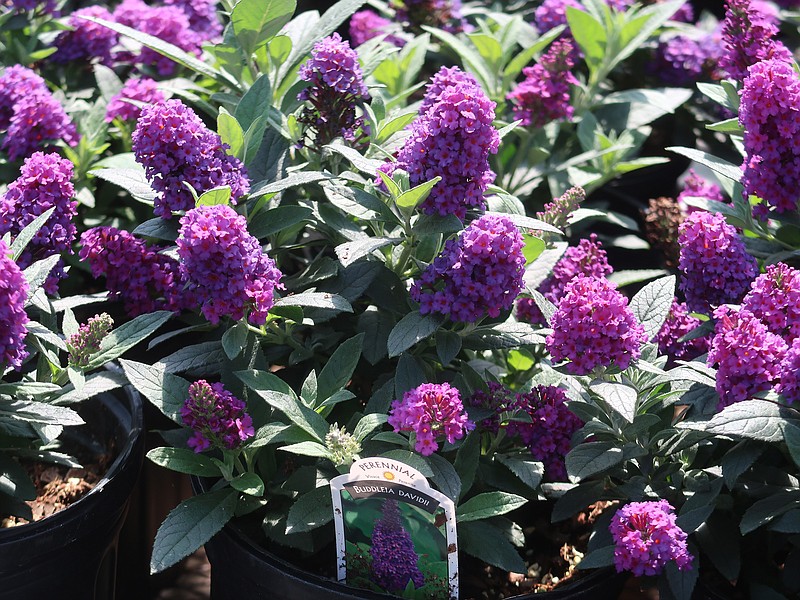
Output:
(566, 7), (605, 72)
(9, 207), (55, 261)
(425, 452), (461, 501)
(705, 400), (788, 443)
(666, 146), (742, 184)
(279, 440), (330, 458)
(353, 413), (387, 442)
(52, 370), (127, 406)
(465, 322), (547, 351)
(217, 107), (245, 160)
(23, 256), (60, 303)
(497, 454), (544, 491)
(676, 479), (722, 534)
(273, 292), (353, 313)
(380, 449), (434, 477)
(0, 399), (84, 426)
(422, 27), (493, 91)
(248, 389), (328, 443)
(394, 353), (426, 399)
(85, 311), (172, 370)
(456, 492), (528, 522)
(324, 142), (384, 174)
(459, 521), (526, 573)
(696, 514), (740, 581)
(412, 213), (464, 236)
(316, 333), (363, 404)
(88, 167), (156, 202)
(285, 485), (333, 534)
(235, 368), (297, 399)
(566, 442), (624, 482)
(591, 381), (637, 423)
(248, 205), (312, 239)
(119, 360), (189, 422)
(436, 330), (462, 366)
(607, 269), (669, 287)
(0, 381), (60, 399)
(522, 234), (546, 265)
(230, 472), (265, 496)
(395, 176), (441, 211)
(665, 558), (698, 600)
(630, 275), (675, 341)
(335, 237), (395, 268)
(150, 488), (239, 573)
(249, 171), (330, 199)
(157, 342), (225, 375)
(721, 440), (763, 489)
(454, 431), (480, 500)
(235, 74), (273, 130)
(133, 217), (180, 242)
(483, 211), (562, 235)
(146, 447), (220, 476)
(196, 186), (232, 207)
(222, 320), (249, 360)
(81, 16), (237, 89)
(578, 545), (615, 570)
(387, 312), (443, 357)
(232, 0), (296, 56)
(740, 491), (800, 535)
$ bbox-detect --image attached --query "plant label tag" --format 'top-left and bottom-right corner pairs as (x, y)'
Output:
(330, 457), (458, 600)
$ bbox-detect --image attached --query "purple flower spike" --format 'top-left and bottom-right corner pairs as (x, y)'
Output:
(517, 234), (612, 325)
(610, 500), (693, 577)
(677, 211), (757, 314)
(708, 306), (787, 409)
(741, 263), (800, 343)
(534, 0), (583, 33)
(720, 0), (792, 81)
(0, 152), (76, 295)
(739, 58), (800, 217)
(297, 34), (371, 148)
(379, 81), (499, 219)
(412, 214), (525, 323)
(177, 205), (283, 326)
(105, 77), (165, 123)
(547, 275), (647, 375)
(507, 39), (579, 129)
(655, 299), (709, 362)
(388, 383), (474, 456)
(392, 0), (469, 33)
(132, 99), (249, 219)
(181, 380), (254, 452)
(778, 339), (800, 404)
(0, 240), (29, 371)
(79, 226), (195, 317)
(370, 499), (425, 591)
(53, 6), (118, 65)
(349, 10), (405, 47)
(418, 65), (480, 116)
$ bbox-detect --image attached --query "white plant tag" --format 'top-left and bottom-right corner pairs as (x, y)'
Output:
(330, 457), (458, 599)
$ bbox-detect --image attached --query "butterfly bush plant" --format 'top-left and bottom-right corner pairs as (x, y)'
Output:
(7, 0), (800, 596)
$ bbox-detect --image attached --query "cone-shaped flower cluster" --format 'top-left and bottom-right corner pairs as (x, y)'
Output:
(67, 314), (114, 368)
(105, 77), (165, 123)
(132, 99), (250, 219)
(53, 6), (118, 65)
(176, 205), (283, 326)
(719, 0), (791, 81)
(349, 10), (404, 47)
(655, 299), (709, 362)
(0, 152), (76, 294)
(547, 275), (647, 374)
(388, 382), (474, 456)
(0, 240), (29, 371)
(412, 214), (525, 322)
(392, 0), (468, 33)
(610, 500), (693, 577)
(181, 380), (254, 452)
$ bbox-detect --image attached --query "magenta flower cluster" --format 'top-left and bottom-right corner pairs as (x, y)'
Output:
(534, 0), (583, 34)
(653, 33), (722, 86)
(677, 211), (757, 313)
(777, 339), (800, 404)
(0, 152), (77, 295)
(380, 79), (499, 219)
(676, 168), (725, 213)
(418, 65), (479, 116)
(132, 99), (249, 219)
(176, 205), (284, 326)
(114, 0), (202, 75)
(164, 0), (221, 42)
(741, 263), (800, 343)
(0, 240), (29, 371)
(388, 382), (474, 456)
(0, 65), (78, 160)
(517, 234), (613, 325)
(297, 34), (370, 148)
(655, 299), (709, 362)
(79, 226), (195, 317)
(610, 500), (693, 577)
(181, 380), (254, 453)
(392, 0), (469, 33)
(708, 306), (787, 409)
(536, 186), (584, 229)
(547, 275), (647, 375)
(370, 499), (424, 592)
(53, 6), (118, 65)
(411, 214), (525, 322)
(67, 313), (114, 368)
(105, 77), (166, 123)
(739, 57), (800, 217)
(349, 10), (404, 47)
(719, 0), (791, 81)
(507, 39), (578, 129)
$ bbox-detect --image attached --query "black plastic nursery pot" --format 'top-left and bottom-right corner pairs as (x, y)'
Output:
(0, 385), (145, 600)
(195, 478), (627, 600)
